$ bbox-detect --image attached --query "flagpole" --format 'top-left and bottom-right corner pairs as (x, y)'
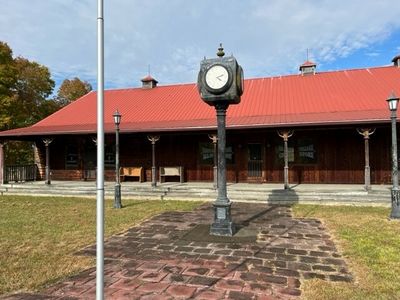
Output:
(96, 0), (105, 299)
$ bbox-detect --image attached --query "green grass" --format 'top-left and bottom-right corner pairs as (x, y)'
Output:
(0, 195), (202, 295)
(2, 197), (399, 299)
(293, 205), (400, 300)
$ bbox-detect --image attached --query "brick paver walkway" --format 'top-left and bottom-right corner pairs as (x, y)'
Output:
(3, 203), (352, 299)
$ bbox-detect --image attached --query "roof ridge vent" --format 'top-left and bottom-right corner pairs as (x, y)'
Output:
(299, 60), (317, 75)
(141, 74), (158, 89)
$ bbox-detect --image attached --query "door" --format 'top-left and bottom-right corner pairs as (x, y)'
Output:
(83, 142), (96, 180)
(247, 143), (263, 180)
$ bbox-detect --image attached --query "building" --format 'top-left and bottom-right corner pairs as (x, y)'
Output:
(1, 56), (400, 185)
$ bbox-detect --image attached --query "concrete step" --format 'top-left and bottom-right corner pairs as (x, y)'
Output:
(0, 181), (391, 206)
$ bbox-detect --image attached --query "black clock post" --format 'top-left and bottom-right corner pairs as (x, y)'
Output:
(197, 44), (244, 236)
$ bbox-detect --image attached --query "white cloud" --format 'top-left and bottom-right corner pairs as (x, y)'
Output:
(0, 0), (400, 90)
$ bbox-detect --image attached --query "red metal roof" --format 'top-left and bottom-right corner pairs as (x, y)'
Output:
(1, 65), (400, 137)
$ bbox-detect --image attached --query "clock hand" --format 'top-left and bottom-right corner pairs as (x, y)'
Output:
(216, 74), (224, 81)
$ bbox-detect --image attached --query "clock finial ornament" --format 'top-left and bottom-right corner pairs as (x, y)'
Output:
(217, 43), (225, 57)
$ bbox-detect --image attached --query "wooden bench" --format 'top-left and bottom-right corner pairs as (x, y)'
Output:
(120, 167), (144, 182)
(159, 166), (184, 183)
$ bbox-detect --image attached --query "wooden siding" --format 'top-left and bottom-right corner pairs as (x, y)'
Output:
(44, 126), (393, 184)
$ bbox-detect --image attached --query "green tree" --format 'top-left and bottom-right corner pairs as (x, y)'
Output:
(0, 42), (17, 131)
(0, 41), (57, 165)
(10, 57), (55, 128)
(56, 77), (92, 106)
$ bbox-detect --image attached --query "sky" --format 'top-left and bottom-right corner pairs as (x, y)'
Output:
(1, 0), (400, 92)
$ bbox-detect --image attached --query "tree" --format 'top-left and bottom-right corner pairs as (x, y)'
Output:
(56, 77), (92, 106)
(10, 57), (55, 128)
(0, 42), (17, 131)
(0, 41), (57, 165)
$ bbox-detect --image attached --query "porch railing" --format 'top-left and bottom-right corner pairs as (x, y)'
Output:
(4, 164), (37, 183)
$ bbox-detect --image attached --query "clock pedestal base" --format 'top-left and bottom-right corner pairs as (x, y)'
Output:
(210, 201), (235, 236)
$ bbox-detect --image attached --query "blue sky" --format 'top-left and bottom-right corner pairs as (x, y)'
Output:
(1, 0), (400, 93)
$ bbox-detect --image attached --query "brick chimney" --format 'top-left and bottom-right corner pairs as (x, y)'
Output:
(392, 54), (400, 67)
(141, 75), (158, 89)
(299, 60), (317, 75)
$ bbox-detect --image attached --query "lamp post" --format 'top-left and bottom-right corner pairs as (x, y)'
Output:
(113, 110), (122, 209)
(387, 92), (400, 219)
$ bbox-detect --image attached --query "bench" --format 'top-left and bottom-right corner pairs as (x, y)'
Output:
(159, 166), (184, 183)
(120, 167), (144, 182)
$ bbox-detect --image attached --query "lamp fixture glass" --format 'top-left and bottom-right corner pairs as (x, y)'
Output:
(113, 110), (122, 126)
(387, 92), (399, 112)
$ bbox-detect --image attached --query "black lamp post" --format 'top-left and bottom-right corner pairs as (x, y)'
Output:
(113, 110), (122, 209)
(387, 92), (400, 219)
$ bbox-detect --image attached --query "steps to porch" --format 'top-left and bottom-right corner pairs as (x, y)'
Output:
(0, 181), (392, 206)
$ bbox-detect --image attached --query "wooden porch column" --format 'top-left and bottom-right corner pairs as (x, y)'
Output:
(357, 128), (375, 191)
(278, 130), (294, 190)
(43, 138), (54, 185)
(147, 135), (160, 187)
(0, 142), (4, 185)
(208, 134), (218, 189)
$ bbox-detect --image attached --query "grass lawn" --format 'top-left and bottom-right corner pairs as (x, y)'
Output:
(0, 195), (202, 295)
(293, 205), (400, 300)
(1, 196), (399, 299)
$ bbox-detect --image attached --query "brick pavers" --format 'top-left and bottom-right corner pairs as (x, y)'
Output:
(2, 203), (352, 299)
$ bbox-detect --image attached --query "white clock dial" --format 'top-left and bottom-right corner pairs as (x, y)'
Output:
(205, 65), (229, 90)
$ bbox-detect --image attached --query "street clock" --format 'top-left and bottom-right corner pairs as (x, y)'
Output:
(198, 46), (244, 106)
(196, 44), (244, 236)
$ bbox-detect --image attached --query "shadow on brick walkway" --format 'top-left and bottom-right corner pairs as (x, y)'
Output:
(2, 203), (352, 299)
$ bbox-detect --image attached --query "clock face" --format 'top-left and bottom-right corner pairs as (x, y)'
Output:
(205, 65), (230, 91)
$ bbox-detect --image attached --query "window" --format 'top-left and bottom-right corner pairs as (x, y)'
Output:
(199, 143), (234, 165)
(104, 144), (115, 166)
(298, 139), (316, 164)
(277, 145), (295, 162)
(276, 138), (317, 164)
(65, 145), (78, 168)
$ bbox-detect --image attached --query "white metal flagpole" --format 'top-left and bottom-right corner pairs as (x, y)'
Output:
(96, 0), (105, 299)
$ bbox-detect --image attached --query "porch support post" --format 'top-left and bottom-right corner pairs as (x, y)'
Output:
(147, 135), (160, 188)
(357, 128), (375, 191)
(43, 138), (54, 185)
(278, 130), (294, 190)
(208, 134), (218, 189)
(0, 142), (4, 185)
(32, 143), (37, 181)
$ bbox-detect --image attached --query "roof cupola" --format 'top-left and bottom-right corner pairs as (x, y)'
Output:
(299, 60), (317, 75)
(141, 75), (158, 89)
